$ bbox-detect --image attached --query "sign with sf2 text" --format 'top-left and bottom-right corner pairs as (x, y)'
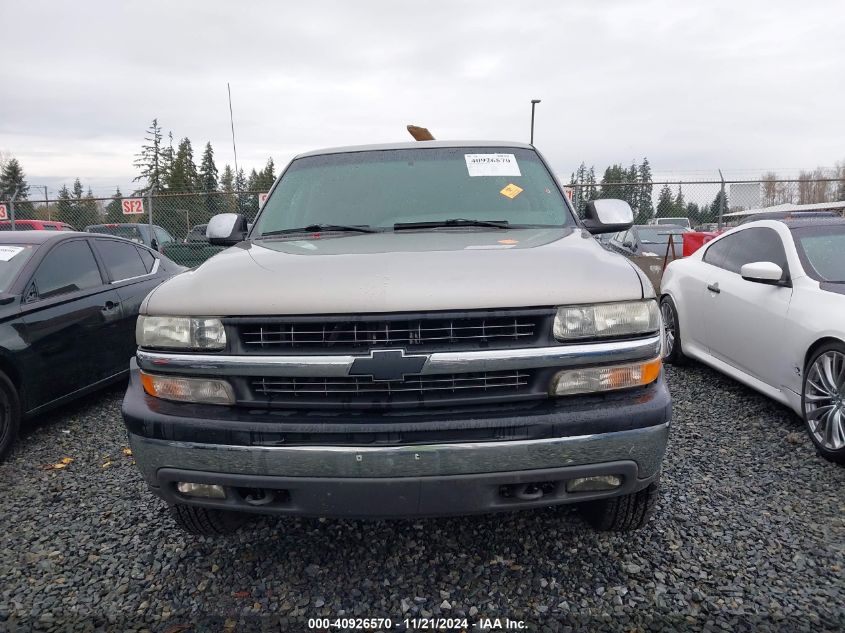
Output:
(0, 204), (7, 220)
(121, 199), (145, 215)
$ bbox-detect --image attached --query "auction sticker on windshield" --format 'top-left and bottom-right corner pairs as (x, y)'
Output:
(465, 153), (521, 177)
(0, 246), (25, 261)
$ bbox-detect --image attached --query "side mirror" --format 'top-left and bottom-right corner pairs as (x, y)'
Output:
(582, 200), (634, 235)
(741, 261), (786, 285)
(150, 238), (159, 252)
(207, 213), (248, 246)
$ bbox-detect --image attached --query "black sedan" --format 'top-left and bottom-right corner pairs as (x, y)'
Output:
(0, 231), (183, 459)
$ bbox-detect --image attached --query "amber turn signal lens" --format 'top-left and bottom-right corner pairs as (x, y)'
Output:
(550, 357), (662, 396)
(140, 372), (235, 405)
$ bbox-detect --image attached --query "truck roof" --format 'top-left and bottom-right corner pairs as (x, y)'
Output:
(295, 140), (535, 159)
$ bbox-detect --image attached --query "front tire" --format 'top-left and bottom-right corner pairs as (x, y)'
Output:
(578, 479), (659, 531)
(170, 504), (247, 535)
(802, 343), (845, 464)
(660, 296), (687, 365)
(0, 370), (21, 462)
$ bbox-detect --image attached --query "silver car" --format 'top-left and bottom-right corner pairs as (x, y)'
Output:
(122, 141), (671, 535)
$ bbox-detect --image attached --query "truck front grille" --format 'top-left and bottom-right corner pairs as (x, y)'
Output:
(249, 370), (533, 407)
(232, 310), (550, 353)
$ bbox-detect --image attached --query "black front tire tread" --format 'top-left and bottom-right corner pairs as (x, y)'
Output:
(660, 296), (687, 366)
(170, 504), (246, 535)
(0, 369), (21, 462)
(580, 480), (659, 531)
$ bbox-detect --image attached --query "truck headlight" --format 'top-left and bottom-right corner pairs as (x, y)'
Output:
(140, 372), (235, 405)
(553, 300), (659, 340)
(550, 358), (662, 396)
(136, 316), (226, 350)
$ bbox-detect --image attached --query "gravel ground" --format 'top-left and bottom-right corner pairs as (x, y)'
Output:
(1, 364), (843, 633)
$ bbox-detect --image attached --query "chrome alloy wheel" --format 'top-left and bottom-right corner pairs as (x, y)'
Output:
(660, 302), (675, 359)
(804, 350), (845, 451)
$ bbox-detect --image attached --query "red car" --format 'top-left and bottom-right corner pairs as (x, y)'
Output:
(0, 220), (76, 231)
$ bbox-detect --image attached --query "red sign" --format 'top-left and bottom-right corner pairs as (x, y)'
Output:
(121, 198), (145, 215)
(563, 187), (574, 201)
(0, 204), (7, 221)
(258, 193), (269, 207)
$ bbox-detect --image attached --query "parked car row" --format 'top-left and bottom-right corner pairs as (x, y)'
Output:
(0, 220), (75, 231)
(0, 231), (183, 459)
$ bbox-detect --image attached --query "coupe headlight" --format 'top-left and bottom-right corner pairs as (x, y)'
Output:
(136, 316), (226, 350)
(553, 300), (659, 340)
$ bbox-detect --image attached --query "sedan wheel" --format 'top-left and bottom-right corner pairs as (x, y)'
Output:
(659, 296), (686, 365)
(660, 302), (676, 359)
(803, 347), (845, 463)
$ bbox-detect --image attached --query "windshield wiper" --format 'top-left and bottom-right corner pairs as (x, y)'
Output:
(258, 224), (378, 237)
(394, 219), (510, 231)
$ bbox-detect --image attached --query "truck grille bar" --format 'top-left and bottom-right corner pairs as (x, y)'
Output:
(237, 312), (544, 352)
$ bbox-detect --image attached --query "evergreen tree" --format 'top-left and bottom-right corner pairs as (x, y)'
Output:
(160, 131), (175, 188)
(599, 164), (627, 200)
(133, 119), (166, 191)
(636, 158), (654, 224)
(219, 164), (237, 212)
(656, 185), (675, 219)
(0, 158), (30, 201)
(56, 185), (74, 226)
(72, 178), (84, 201)
(624, 161), (639, 211)
(198, 142), (220, 220)
(244, 168), (261, 216)
(710, 190), (729, 220)
(166, 137), (200, 192)
(259, 157), (276, 189)
(585, 166), (598, 203)
(673, 186), (686, 216)
(105, 187), (124, 223)
(235, 168), (249, 214)
(78, 187), (101, 228)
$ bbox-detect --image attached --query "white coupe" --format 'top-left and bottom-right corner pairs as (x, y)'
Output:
(660, 216), (845, 464)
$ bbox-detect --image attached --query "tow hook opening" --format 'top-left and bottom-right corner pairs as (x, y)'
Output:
(236, 487), (290, 506)
(499, 481), (559, 501)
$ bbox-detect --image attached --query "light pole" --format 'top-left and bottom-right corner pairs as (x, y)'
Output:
(530, 99), (541, 145)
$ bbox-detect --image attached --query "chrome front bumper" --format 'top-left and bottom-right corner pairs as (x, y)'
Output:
(129, 421), (668, 484)
(135, 334), (662, 377)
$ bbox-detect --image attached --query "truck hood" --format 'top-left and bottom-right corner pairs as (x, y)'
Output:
(143, 228), (646, 316)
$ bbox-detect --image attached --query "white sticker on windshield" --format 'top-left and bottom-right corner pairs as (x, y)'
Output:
(464, 153), (521, 177)
(0, 246), (24, 261)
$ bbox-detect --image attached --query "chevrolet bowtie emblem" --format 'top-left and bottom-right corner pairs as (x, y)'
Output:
(348, 349), (429, 382)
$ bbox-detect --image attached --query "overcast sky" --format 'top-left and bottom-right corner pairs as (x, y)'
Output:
(2, 0), (843, 197)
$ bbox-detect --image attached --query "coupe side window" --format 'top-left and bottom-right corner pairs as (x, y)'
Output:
(721, 228), (789, 276)
(32, 240), (103, 299)
(96, 239), (148, 281)
(703, 234), (736, 270)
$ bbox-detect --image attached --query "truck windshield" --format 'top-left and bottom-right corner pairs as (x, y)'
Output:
(253, 147), (574, 236)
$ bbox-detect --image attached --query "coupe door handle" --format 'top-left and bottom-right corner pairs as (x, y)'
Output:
(707, 282), (720, 294)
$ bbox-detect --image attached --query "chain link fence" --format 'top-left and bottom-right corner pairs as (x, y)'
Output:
(1, 178), (843, 267)
(0, 190), (267, 267)
(566, 177), (845, 228)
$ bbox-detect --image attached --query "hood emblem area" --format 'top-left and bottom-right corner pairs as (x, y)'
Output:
(348, 349), (429, 382)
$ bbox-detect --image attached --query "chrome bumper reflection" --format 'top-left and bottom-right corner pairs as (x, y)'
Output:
(136, 335), (662, 378)
(129, 422), (669, 485)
